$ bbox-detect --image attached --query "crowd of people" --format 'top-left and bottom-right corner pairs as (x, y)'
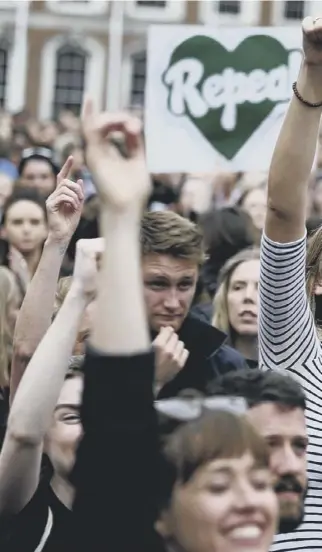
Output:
(0, 12), (322, 552)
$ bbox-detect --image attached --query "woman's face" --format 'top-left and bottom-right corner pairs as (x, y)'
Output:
(157, 452), (277, 552)
(46, 375), (83, 478)
(242, 188), (267, 231)
(227, 260), (259, 338)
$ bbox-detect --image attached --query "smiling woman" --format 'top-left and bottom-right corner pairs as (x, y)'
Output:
(212, 248), (260, 367)
(155, 409), (278, 552)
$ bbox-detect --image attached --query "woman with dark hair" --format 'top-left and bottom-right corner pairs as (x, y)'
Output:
(200, 207), (255, 299)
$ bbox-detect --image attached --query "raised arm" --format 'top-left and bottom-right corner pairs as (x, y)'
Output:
(10, 157), (84, 403)
(259, 17), (322, 371)
(72, 103), (158, 551)
(0, 239), (101, 515)
(266, 17), (322, 243)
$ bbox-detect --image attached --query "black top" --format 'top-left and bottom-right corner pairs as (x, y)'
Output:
(72, 347), (161, 552)
(0, 350), (159, 552)
(0, 477), (72, 552)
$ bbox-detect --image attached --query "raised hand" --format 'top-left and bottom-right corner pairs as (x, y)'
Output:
(303, 16), (322, 66)
(46, 156), (84, 245)
(81, 98), (151, 214)
(153, 326), (189, 391)
(73, 238), (104, 298)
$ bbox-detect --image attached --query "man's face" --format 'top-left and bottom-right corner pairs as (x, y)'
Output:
(142, 253), (198, 333)
(21, 159), (56, 197)
(247, 402), (308, 533)
(4, 200), (47, 254)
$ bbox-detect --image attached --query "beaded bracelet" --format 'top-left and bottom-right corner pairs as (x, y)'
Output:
(292, 81), (322, 108)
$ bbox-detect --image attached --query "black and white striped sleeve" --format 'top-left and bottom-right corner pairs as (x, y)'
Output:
(259, 233), (321, 371)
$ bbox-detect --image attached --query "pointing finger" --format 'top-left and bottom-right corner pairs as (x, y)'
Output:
(57, 156), (74, 185)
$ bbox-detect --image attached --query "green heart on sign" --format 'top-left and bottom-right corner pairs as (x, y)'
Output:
(162, 35), (294, 160)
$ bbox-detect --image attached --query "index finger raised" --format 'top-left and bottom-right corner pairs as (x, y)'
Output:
(57, 155), (74, 185)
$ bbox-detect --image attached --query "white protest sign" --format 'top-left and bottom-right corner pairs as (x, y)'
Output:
(145, 26), (302, 173)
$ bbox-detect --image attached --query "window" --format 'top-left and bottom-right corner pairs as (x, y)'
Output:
(130, 52), (146, 107)
(218, 1), (241, 15)
(46, 0), (108, 15)
(136, 1), (167, 6)
(284, 0), (305, 19)
(39, 36), (105, 120)
(53, 44), (87, 117)
(199, 0), (259, 25)
(272, 0), (310, 25)
(125, 0), (185, 21)
(0, 40), (9, 108)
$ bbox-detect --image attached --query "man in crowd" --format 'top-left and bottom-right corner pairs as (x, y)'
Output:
(10, 202), (247, 406)
(18, 147), (58, 198)
(140, 210), (248, 398)
(208, 369), (308, 538)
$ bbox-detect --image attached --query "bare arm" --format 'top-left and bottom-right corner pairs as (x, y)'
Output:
(10, 157), (84, 403)
(266, 18), (322, 243)
(82, 105), (151, 354)
(0, 239), (100, 516)
(72, 104), (156, 552)
(10, 238), (66, 402)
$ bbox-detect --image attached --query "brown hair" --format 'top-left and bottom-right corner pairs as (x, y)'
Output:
(212, 247), (260, 341)
(140, 211), (204, 265)
(158, 409), (268, 509)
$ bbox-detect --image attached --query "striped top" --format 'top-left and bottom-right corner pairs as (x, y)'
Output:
(259, 233), (322, 552)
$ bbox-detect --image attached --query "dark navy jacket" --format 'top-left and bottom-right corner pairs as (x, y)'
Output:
(156, 314), (248, 399)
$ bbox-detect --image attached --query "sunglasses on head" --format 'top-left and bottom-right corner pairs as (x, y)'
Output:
(155, 396), (248, 422)
(21, 147), (54, 161)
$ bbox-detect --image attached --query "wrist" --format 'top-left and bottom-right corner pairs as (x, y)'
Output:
(298, 61), (322, 102)
(99, 209), (142, 235)
(45, 234), (69, 255)
(67, 280), (92, 306)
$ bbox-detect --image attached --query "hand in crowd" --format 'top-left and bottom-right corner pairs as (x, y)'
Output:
(46, 155), (84, 245)
(72, 237), (104, 299)
(81, 98), (151, 213)
(303, 16), (322, 66)
(153, 326), (189, 391)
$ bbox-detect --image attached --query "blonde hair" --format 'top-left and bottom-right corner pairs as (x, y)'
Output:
(0, 267), (19, 387)
(212, 248), (260, 342)
(53, 276), (73, 319)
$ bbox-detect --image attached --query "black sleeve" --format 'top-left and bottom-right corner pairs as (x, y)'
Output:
(71, 346), (160, 552)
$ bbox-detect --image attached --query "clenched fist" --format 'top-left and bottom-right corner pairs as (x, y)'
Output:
(303, 16), (322, 66)
(153, 326), (189, 393)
